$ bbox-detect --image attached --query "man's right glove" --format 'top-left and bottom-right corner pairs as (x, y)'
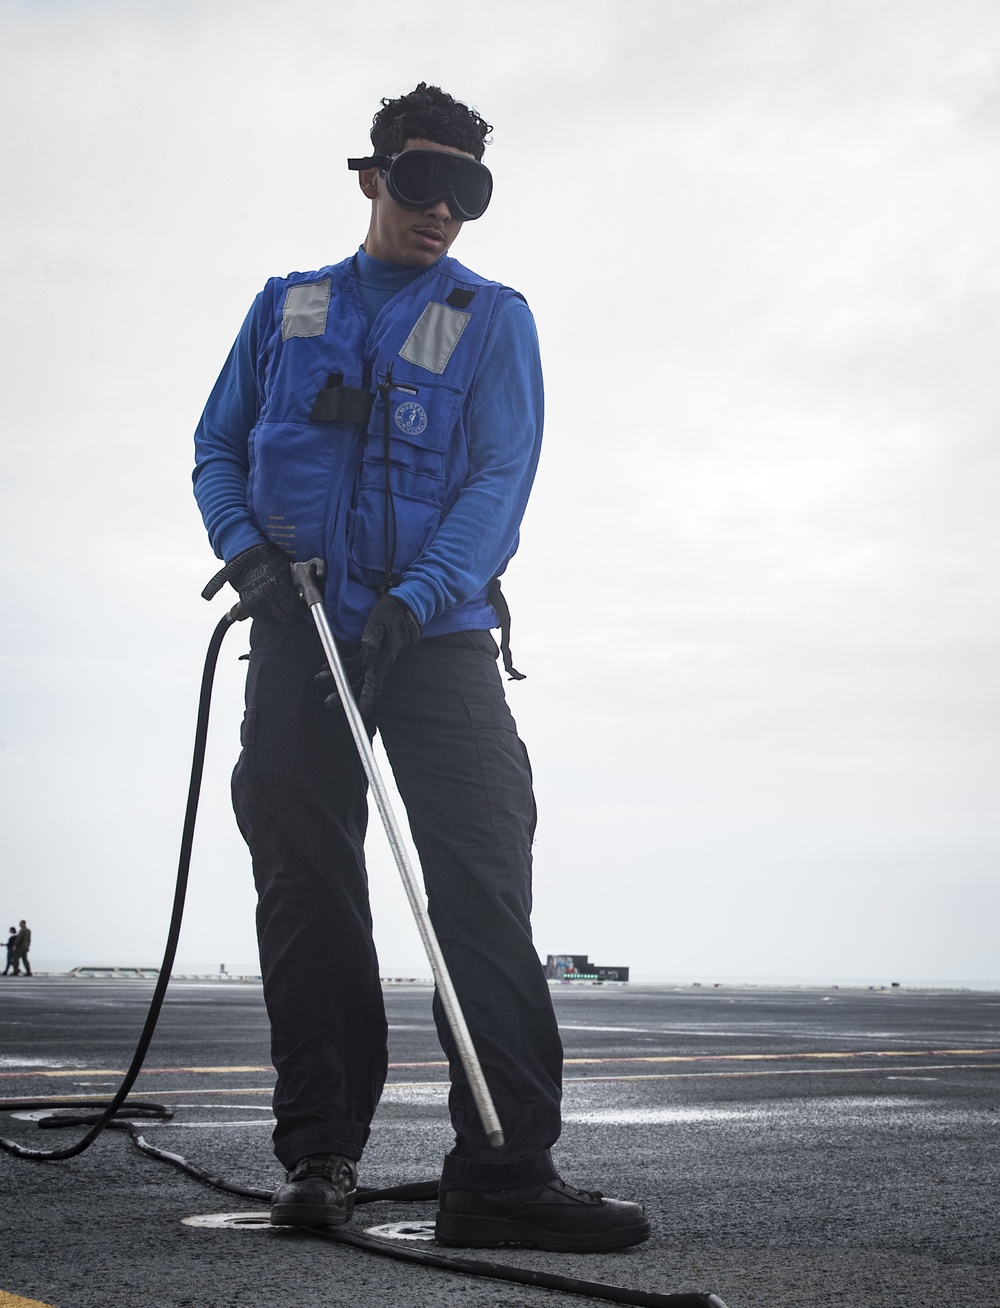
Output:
(355, 595), (421, 716)
(321, 594), (420, 718)
(202, 542), (302, 622)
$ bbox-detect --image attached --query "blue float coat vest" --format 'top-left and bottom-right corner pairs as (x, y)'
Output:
(248, 255), (519, 641)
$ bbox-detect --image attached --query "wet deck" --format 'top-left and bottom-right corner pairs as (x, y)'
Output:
(2, 978), (998, 1307)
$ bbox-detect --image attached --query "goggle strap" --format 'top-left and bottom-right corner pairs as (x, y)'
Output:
(347, 156), (390, 171)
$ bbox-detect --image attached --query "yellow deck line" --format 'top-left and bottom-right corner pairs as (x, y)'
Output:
(4, 1061), (998, 1103)
(3, 1047), (999, 1081)
(563, 1047), (1000, 1064)
(565, 1061), (1000, 1082)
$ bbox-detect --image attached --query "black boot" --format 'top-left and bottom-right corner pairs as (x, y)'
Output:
(270, 1154), (358, 1230)
(436, 1177), (651, 1251)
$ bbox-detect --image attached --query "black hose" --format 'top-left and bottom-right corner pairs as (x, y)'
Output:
(0, 1098), (440, 1204)
(2, 1102), (726, 1304)
(0, 611), (235, 1162)
(318, 1230), (725, 1308)
(0, 612), (729, 1307)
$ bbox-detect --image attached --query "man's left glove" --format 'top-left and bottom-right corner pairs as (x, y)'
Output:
(355, 595), (421, 716)
(202, 542), (302, 622)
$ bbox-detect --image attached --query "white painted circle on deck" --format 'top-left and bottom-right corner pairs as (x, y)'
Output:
(181, 1212), (272, 1230)
(363, 1221), (437, 1241)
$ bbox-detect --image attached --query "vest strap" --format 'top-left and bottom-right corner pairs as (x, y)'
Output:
(310, 375), (375, 425)
(487, 577), (525, 681)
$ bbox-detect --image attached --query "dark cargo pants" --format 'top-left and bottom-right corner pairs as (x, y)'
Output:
(231, 617), (563, 1191)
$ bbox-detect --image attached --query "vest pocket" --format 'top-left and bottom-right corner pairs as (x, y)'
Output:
(347, 379), (463, 585)
(249, 421), (349, 564)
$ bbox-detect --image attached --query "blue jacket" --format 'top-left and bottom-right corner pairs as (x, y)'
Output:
(194, 252), (544, 642)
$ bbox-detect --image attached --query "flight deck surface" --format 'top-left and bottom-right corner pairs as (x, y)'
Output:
(2, 979), (998, 1307)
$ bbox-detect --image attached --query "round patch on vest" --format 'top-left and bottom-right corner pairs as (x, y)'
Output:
(394, 401), (428, 436)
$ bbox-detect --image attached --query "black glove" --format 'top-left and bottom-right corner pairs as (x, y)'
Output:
(317, 649), (365, 707)
(202, 543), (301, 622)
(331, 595), (420, 717)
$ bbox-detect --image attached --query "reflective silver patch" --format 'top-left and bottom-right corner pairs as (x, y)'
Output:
(281, 280), (331, 340)
(398, 302), (471, 374)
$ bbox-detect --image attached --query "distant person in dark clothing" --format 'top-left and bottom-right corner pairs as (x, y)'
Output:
(12, 920), (31, 976)
(2, 928), (15, 976)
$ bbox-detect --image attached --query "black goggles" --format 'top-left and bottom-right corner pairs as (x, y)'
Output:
(347, 149), (493, 221)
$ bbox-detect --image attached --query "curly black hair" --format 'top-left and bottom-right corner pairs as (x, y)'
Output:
(370, 83), (491, 161)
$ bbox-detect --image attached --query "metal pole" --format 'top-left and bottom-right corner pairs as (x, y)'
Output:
(290, 559), (505, 1148)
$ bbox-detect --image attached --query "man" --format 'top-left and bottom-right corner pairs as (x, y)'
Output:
(12, 921), (31, 976)
(3, 927), (16, 976)
(193, 84), (648, 1251)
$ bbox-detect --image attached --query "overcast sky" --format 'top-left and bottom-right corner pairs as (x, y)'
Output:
(1, 0), (997, 985)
